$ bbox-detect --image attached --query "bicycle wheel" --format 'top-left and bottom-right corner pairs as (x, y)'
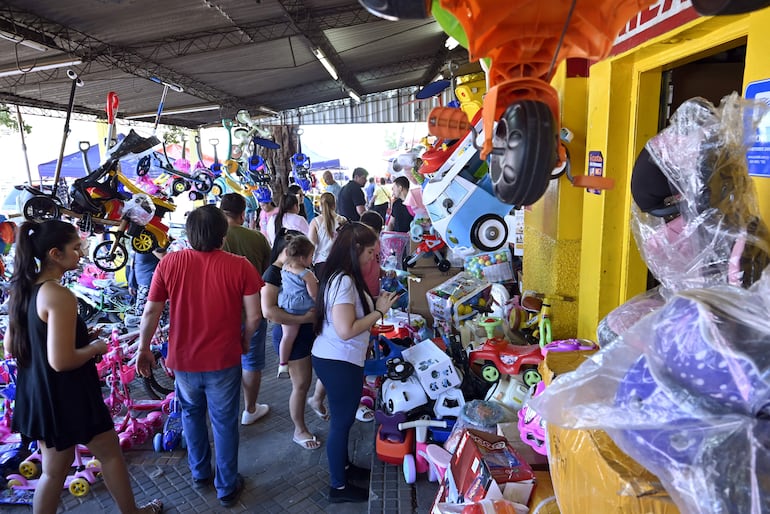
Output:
(142, 358), (174, 399)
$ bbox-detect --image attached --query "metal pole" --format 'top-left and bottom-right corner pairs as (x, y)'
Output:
(15, 105), (34, 186)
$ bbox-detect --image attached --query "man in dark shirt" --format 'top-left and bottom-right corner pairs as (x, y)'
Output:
(387, 176), (414, 233)
(337, 167), (368, 221)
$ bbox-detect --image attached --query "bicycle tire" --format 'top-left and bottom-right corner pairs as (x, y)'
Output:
(143, 373), (174, 400)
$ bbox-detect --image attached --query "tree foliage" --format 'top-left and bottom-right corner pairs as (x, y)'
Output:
(0, 104), (32, 134)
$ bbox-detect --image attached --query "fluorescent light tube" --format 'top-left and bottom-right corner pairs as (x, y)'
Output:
(312, 47), (339, 81)
(258, 106), (280, 116)
(125, 104), (220, 119)
(0, 58), (81, 78)
(348, 90), (362, 103)
(0, 30), (48, 52)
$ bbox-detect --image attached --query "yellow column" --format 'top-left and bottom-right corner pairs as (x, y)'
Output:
(576, 58), (637, 339)
(743, 7), (770, 226)
(523, 65), (587, 339)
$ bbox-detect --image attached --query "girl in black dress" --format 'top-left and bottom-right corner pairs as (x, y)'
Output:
(4, 220), (162, 514)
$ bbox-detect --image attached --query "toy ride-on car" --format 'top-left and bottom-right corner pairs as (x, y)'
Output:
(468, 317), (543, 386)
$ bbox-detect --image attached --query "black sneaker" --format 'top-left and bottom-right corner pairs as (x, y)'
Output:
(328, 484), (369, 503)
(345, 463), (371, 482)
(192, 475), (212, 490)
(218, 474), (245, 507)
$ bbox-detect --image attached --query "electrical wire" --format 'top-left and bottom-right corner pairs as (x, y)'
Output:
(546, 0), (577, 80)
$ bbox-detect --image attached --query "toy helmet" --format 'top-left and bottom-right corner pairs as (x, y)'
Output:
(254, 186), (272, 204)
(650, 293), (770, 417)
(518, 381), (547, 456)
(614, 355), (706, 470)
(381, 375), (428, 415)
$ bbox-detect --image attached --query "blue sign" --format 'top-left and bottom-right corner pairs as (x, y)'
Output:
(745, 79), (770, 178)
(587, 151), (604, 195)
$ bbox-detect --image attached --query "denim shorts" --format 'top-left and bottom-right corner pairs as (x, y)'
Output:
(241, 319), (267, 372)
(271, 322), (314, 361)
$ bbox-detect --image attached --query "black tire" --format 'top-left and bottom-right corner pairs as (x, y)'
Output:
(142, 371), (174, 400)
(489, 100), (557, 206)
(691, 0), (770, 14)
(470, 214), (509, 252)
(437, 259), (451, 272)
(171, 178), (188, 195)
(136, 155), (151, 177)
(93, 241), (128, 272)
(23, 196), (59, 222)
(76, 298), (97, 323)
(193, 171), (213, 193)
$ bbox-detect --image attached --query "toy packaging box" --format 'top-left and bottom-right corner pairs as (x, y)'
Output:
(401, 339), (461, 399)
(432, 428), (535, 512)
(426, 272), (492, 324)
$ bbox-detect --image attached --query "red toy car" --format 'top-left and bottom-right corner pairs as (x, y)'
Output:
(469, 318), (543, 386)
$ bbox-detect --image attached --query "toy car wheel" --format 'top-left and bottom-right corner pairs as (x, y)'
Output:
(489, 100), (557, 206)
(522, 368), (542, 387)
(18, 460), (37, 479)
(153, 433), (163, 453)
(136, 155), (151, 176)
(92, 241), (128, 272)
(69, 477), (90, 497)
(471, 214), (509, 252)
(172, 178), (188, 194)
(437, 259), (451, 272)
(86, 459), (101, 470)
(23, 196), (60, 222)
(481, 362), (500, 383)
(131, 229), (157, 254)
(188, 190), (204, 201)
(691, 0), (770, 15)
(211, 183), (223, 197)
(194, 171), (214, 193)
(403, 454), (417, 484)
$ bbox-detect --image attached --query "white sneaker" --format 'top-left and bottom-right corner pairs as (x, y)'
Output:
(241, 404), (269, 425)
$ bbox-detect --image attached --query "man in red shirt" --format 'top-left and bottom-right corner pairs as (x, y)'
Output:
(136, 205), (263, 508)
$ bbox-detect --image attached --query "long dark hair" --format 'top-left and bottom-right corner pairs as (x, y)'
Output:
(8, 220), (79, 367)
(273, 194), (298, 239)
(314, 222), (378, 335)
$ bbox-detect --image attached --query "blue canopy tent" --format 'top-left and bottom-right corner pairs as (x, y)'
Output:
(37, 134), (169, 180)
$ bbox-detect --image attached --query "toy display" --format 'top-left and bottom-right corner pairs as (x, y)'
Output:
(7, 445), (102, 498)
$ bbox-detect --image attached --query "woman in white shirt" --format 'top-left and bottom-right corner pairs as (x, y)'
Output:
(312, 222), (399, 504)
(266, 194), (309, 246)
(308, 192), (347, 280)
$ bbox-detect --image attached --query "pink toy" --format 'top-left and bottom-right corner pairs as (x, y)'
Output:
(397, 418), (449, 484)
(517, 381), (547, 456)
(7, 445), (102, 497)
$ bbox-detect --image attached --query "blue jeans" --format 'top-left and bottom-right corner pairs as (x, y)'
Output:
(241, 319), (267, 372)
(312, 356), (363, 488)
(175, 365), (242, 499)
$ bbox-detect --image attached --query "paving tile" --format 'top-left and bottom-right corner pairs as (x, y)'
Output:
(34, 323), (439, 513)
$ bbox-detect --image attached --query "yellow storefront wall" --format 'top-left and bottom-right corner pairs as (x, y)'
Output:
(522, 68), (586, 340)
(525, 8), (770, 340)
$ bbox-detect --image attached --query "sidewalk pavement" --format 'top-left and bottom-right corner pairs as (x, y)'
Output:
(14, 324), (438, 514)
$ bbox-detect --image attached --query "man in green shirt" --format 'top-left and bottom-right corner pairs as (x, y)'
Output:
(220, 193), (272, 425)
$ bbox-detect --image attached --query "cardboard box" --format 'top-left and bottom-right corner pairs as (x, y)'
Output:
(528, 470), (560, 514)
(408, 266), (460, 325)
(450, 429), (535, 504)
(402, 339), (461, 399)
(541, 354), (679, 514)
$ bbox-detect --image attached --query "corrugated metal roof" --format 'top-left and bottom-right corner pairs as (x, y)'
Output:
(0, 0), (470, 127)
